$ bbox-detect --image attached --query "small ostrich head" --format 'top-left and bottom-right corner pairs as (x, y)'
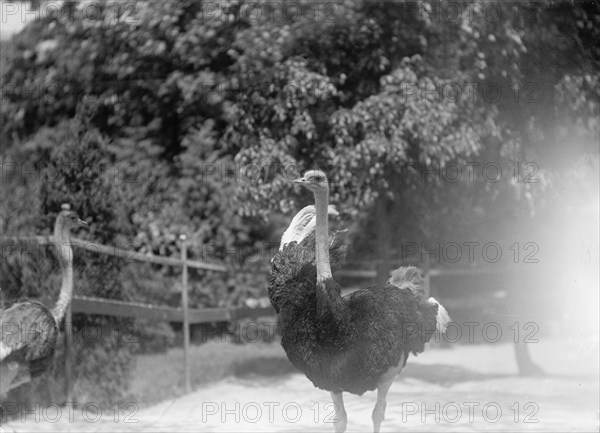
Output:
(54, 203), (87, 238)
(292, 170), (329, 193)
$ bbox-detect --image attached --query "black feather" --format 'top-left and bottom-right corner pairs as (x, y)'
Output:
(268, 234), (439, 395)
(1, 299), (59, 378)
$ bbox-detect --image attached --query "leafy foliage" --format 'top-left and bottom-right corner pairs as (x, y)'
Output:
(0, 0), (598, 404)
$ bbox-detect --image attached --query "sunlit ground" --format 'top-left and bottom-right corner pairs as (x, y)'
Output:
(5, 330), (599, 432)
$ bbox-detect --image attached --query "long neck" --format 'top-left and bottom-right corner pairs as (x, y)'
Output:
(314, 189), (332, 283)
(51, 225), (73, 323)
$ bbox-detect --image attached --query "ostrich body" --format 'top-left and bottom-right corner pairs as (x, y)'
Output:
(0, 204), (86, 398)
(268, 170), (450, 432)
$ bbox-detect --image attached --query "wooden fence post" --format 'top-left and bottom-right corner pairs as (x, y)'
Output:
(424, 255), (431, 298)
(64, 303), (73, 402)
(180, 234), (191, 393)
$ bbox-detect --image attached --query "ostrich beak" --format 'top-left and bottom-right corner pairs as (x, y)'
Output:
(292, 177), (305, 184)
(77, 218), (88, 227)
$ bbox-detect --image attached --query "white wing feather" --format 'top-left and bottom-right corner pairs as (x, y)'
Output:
(279, 205), (339, 251)
(0, 341), (13, 362)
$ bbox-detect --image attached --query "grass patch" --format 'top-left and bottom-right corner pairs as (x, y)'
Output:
(127, 338), (293, 407)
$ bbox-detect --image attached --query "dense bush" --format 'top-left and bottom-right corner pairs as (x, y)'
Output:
(1, 118), (155, 404)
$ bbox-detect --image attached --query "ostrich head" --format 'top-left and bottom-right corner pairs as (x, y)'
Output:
(54, 203), (87, 238)
(292, 170), (329, 193)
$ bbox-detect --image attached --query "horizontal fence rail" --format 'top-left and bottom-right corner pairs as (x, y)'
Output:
(335, 266), (514, 279)
(2, 235), (227, 272)
(71, 296), (275, 323)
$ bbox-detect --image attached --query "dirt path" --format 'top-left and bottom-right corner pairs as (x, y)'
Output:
(4, 338), (599, 432)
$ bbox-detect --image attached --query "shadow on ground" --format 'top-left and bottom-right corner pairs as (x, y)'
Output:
(233, 356), (299, 378)
(232, 356), (514, 387)
(400, 363), (512, 386)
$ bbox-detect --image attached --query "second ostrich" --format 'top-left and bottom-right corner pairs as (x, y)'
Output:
(268, 170), (451, 433)
(0, 204), (86, 398)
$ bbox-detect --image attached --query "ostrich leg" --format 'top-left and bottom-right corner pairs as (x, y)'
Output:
(9, 367), (31, 391)
(0, 364), (19, 399)
(372, 358), (404, 433)
(330, 392), (347, 433)
(0, 364), (31, 399)
(372, 378), (393, 433)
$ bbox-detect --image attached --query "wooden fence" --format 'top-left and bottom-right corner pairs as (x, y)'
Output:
(69, 235), (279, 397)
(2, 234), (276, 398)
(3, 233), (520, 399)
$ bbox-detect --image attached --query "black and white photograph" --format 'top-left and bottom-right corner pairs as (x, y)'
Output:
(1, 1), (598, 431)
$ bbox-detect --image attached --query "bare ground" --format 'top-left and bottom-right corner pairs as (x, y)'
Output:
(4, 335), (599, 432)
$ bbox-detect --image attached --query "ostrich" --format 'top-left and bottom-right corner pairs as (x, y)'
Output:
(0, 204), (86, 398)
(268, 170), (451, 433)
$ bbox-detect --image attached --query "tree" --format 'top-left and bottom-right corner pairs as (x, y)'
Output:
(1, 0), (598, 384)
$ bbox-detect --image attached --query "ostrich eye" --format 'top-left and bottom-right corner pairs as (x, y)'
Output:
(314, 176), (324, 182)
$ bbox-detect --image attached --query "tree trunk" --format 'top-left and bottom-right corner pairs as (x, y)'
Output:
(512, 268), (544, 376)
(514, 341), (545, 376)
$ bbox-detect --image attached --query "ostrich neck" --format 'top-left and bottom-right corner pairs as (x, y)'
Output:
(52, 226), (73, 323)
(314, 189), (332, 283)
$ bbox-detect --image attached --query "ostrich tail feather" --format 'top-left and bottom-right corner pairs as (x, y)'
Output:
(388, 266), (451, 333)
(387, 266), (425, 293)
(428, 297), (452, 333)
